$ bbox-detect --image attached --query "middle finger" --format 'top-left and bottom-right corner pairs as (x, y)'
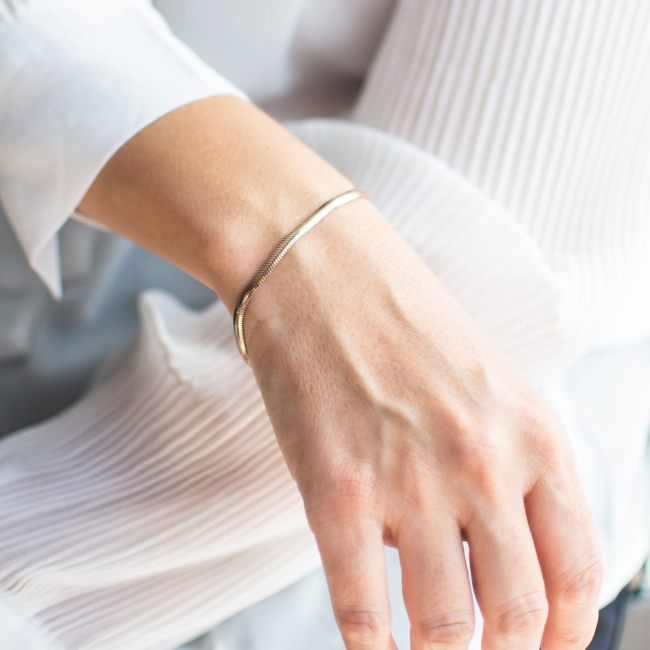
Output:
(466, 500), (548, 650)
(399, 511), (475, 649)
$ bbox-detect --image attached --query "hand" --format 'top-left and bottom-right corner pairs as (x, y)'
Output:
(80, 96), (603, 650)
(245, 198), (603, 650)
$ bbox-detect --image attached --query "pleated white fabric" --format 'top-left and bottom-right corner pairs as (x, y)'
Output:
(354, 0), (650, 356)
(0, 290), (320, 650)
(1, 117), (649, 649)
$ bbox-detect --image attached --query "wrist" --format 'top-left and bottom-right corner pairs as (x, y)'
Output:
(78, 94), (354, 312)
(209, 179), (355, 313)
(241, 198), (431, 367)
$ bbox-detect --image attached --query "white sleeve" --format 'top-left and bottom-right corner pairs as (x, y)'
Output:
(0, 0), (248, 297)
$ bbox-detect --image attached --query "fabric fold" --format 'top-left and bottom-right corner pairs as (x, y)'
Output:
(0, 289), (320, 650)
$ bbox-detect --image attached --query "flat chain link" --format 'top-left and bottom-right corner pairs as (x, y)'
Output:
(233, 189), (368, 363)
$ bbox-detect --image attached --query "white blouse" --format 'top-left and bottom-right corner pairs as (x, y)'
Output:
(0, 0), (393, 297)
(1, 1), (649, 650)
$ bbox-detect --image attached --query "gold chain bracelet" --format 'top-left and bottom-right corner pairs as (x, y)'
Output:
(233, 188), (368, 363)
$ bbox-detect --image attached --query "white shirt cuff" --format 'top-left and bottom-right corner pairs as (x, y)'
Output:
(0, 0), (248, 297)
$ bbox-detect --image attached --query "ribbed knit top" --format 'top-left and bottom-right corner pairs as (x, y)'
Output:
(355, 0), (650, 360)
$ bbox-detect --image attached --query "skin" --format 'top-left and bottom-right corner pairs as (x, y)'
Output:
(79, 95), (604, 650)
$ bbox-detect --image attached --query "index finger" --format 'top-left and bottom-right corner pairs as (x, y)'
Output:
(309, 507), (397, 650)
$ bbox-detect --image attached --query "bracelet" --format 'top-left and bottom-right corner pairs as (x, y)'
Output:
(233, 188), (368, 363)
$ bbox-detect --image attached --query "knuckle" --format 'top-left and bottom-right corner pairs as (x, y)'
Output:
(531, 424), (566, 466)
(559, 634), (584, 647)
(412, 609), (475, 646)
(521, 402), (569, 465)
(495, 591), (548, 637)
(455, 431), (509, 498)
(554, 626), (597, 649)
(557, 555), (604, 606)
(336, 608), (391, 646)
(305, 473), (381, 531)
(453, 420), (497, 460)
(439, 407), (511, 489)
(548, 611), (599, 650)
(442, 408), (476, 442)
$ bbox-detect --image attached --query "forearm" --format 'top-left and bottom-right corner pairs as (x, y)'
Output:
(78, 95), (353, 311)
